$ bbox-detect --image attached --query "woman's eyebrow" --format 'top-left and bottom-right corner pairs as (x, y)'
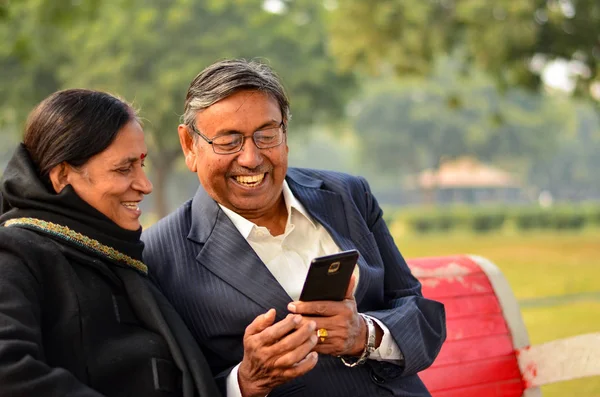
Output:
(114, 157), (139, 166)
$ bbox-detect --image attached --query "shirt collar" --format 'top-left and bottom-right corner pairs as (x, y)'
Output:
(218, 180), (316, 239)
(282, 180), (317, 229)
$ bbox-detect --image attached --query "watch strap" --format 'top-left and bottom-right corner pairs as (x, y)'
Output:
(340, 313), (376, 367)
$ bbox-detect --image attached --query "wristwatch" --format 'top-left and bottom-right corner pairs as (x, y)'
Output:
(341, 313), (376, 367)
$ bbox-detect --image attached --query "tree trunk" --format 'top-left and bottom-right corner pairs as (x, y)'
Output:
(152, 164), (170, 220)
(149, 148), (180, 221)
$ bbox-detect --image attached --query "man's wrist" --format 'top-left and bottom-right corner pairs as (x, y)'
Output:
(341, 314), (376, 367)
(363, 314), (377, 355)
(351, 313), (369, 356)
(238, 364), (267, 397)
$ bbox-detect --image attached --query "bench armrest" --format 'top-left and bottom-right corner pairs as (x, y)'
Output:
(518, 332), (600, 388)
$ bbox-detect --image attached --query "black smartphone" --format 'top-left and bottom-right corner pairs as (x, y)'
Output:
(299, 249), (359, 302)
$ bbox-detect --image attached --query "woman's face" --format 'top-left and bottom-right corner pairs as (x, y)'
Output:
(64, 120), (153, 230)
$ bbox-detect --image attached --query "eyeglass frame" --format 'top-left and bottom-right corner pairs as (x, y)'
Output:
(188, 121), (287, 154)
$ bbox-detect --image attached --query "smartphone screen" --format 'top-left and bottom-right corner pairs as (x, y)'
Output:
(299, 249), (359, 302)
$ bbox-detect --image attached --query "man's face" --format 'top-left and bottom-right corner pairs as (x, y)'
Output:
(182, 90), (288, 219)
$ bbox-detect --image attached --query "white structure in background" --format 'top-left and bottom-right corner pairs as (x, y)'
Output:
(538, 190), (554, 208)
(406, 157), (524, 205)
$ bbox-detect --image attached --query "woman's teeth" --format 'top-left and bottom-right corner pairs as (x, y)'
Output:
(122, 202), (139, 210)
(235, 174), (265, 186)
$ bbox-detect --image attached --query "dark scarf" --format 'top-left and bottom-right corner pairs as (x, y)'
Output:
(0, 144), (145, 270)
(0, 144), (221, 396)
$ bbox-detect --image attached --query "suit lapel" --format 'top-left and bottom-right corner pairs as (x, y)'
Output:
(286, 171), (371, 304)
(188, 185), (291, 319)
(187, 171), (372, 314)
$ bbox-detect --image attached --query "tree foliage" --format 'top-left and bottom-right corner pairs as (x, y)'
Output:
(329, 0), (600, 100)
(0, 0), (356, 216)
(529, 103), (600, 199)
(350, 57), (574, 180)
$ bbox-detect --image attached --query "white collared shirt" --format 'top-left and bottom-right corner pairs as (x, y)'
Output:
(220, 181), (343, 301)
(221, 181), (403, 397)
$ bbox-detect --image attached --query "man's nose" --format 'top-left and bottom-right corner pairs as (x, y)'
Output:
(236, 138), (263, 168)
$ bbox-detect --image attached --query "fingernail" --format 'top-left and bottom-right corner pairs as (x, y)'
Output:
(264, 308), (275, 319)
(310, 351), (318, 360)
(293, 314), (302, 324)
(288, 303), (296, 312)
(310, 334), (318, 344)
(308, 321), (316, 331)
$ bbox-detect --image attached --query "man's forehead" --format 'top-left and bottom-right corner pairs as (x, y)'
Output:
(204, 90), (275, 111)
(196, 92), (280, 127)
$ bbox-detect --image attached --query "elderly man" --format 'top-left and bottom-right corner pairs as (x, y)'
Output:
(142, 59), (446, 397)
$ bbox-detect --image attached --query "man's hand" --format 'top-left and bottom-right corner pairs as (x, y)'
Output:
(238, 309), (319, 397)
(288, 276), (376, 357)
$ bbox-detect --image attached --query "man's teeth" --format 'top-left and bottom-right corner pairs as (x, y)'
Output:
(235, 174), (265, 185)
(122, 202), (139, 210)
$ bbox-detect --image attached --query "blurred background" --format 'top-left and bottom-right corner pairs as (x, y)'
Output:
(1, 0), (599, 395)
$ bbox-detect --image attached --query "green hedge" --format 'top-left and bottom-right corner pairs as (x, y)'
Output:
(389, 204), (600, 235)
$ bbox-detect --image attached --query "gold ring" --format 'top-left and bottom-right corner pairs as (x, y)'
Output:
(317, 328), (328, 342)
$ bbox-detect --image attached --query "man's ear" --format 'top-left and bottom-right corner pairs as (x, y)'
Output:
(283, 118), (289, 152)
(178, 124), (198, 172)
(48, 162), (71, 193)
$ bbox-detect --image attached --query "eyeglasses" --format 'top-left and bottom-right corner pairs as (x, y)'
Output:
(189, 121), (286, 154)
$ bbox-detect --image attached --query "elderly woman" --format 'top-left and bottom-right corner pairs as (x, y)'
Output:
(0, 89), (219, 397)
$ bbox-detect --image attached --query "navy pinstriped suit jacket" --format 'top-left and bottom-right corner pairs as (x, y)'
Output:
(142, 168), (446, 397)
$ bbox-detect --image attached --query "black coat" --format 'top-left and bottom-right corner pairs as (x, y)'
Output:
(0, 145), (220, 397)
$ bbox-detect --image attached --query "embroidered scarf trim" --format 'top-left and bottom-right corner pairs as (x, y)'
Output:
(3, 217), (148, 274)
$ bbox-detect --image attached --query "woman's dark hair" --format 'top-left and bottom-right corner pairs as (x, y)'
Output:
(23, 89), (138, 176)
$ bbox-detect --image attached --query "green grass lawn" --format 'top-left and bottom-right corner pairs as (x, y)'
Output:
(395, 230), (600, 397)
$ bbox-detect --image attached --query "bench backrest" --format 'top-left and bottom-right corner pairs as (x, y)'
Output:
(407, 255), (537, 397)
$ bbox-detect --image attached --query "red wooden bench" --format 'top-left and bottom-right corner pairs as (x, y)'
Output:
(407, 255), (600, 397)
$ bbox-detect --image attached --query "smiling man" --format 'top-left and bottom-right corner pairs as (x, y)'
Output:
(184, 88), (289, 236)
(142, 59), (446, 397)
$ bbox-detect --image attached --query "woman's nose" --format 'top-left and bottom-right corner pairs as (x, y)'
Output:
(134, 168), (153, 194)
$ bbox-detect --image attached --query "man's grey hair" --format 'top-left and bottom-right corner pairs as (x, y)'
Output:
(182, 59), (291, 132)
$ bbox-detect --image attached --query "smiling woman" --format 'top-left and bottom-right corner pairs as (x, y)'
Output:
(21, 89), (152, 230)
(0, 89), (218, 397)
(48, 120), (152, 231)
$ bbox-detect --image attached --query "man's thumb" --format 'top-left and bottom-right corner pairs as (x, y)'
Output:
(345, 274), (357, 300)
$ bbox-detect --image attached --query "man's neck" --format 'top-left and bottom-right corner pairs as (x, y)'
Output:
(224, 195), (288, 237)
(245, 198), (288, 236)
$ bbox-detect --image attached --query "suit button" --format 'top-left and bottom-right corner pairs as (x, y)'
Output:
(371, 372), (385, 384)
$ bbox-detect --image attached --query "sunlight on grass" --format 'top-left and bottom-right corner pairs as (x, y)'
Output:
(541, 377), (600, 397)
(523, 301), (600, 343)
(397, 231), (600, 300)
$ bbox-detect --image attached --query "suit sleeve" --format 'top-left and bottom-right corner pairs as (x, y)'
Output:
(0, 249), (105, 397)
(356, 177), (446, 376)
